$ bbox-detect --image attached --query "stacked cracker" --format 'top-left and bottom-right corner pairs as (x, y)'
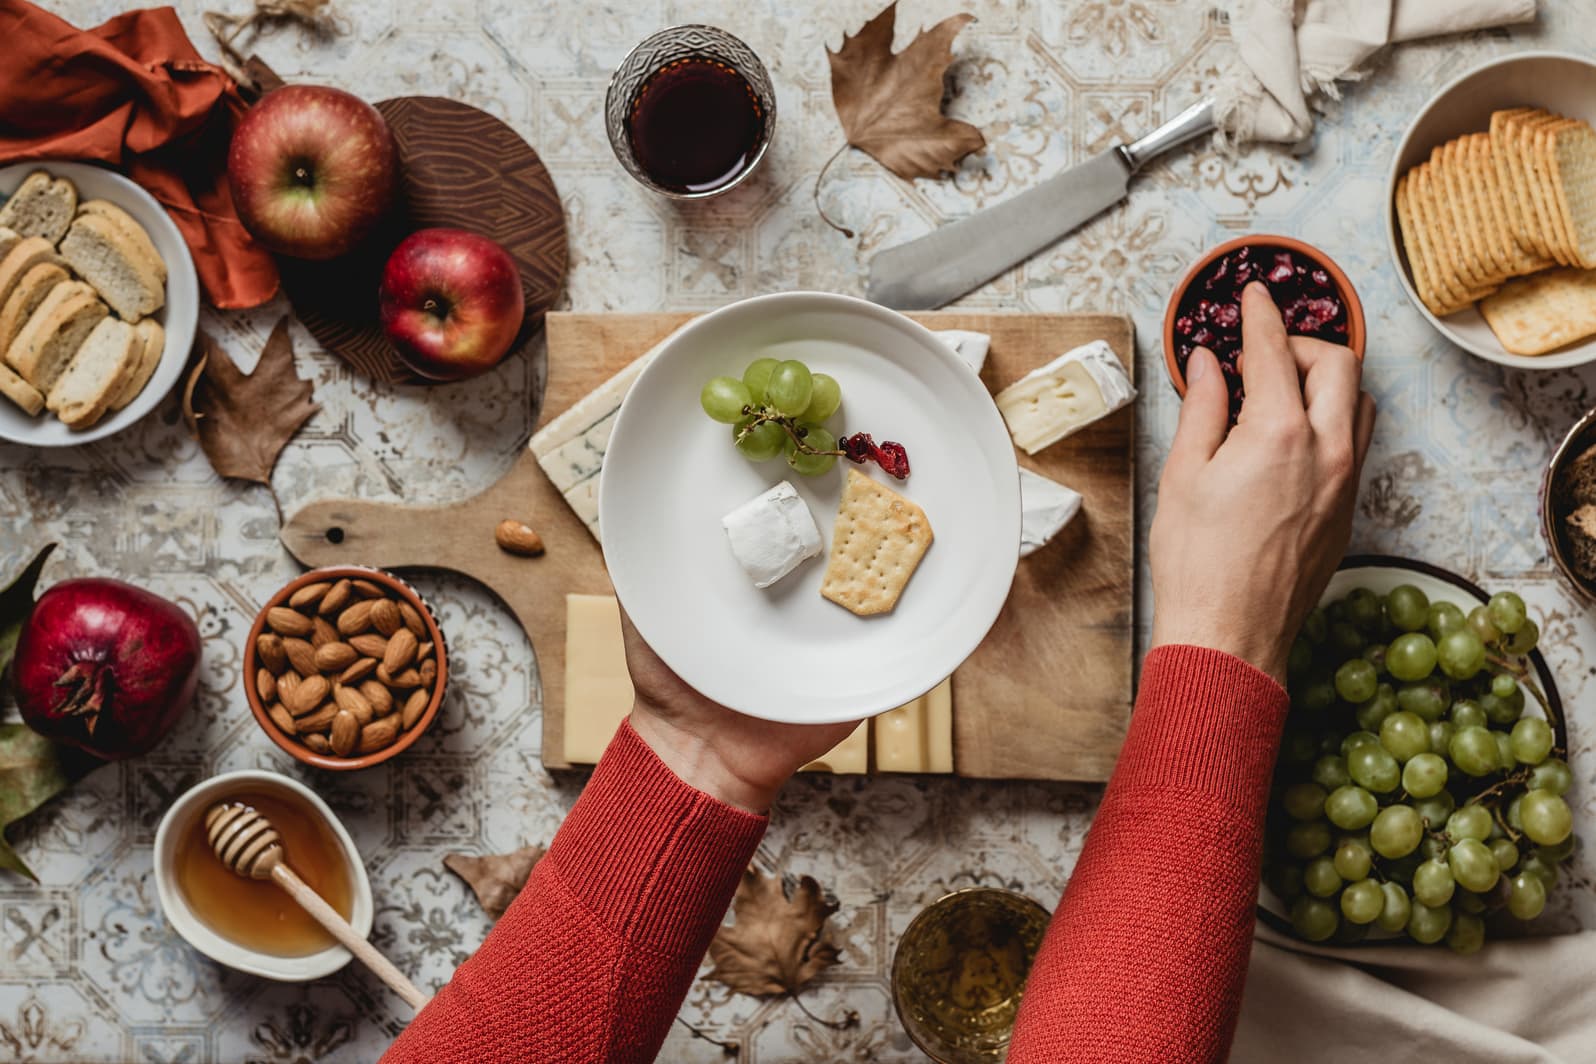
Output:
(1395, 108), (1596, 355)
(0, 170), (167, 429)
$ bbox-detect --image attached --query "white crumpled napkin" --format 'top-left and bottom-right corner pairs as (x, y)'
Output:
(1217, 0), (1538, 146)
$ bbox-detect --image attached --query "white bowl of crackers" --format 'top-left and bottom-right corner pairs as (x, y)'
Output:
(0, 161), (198, 446)
(1387, 51), (1596, 368)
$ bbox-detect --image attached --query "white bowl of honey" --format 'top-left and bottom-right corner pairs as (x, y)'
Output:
(153, 770), (373, 981)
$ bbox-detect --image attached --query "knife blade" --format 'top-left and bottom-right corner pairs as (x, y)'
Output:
(867, 99), (1216, 311)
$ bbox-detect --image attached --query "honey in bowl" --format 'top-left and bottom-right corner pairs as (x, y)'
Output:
(173, 786), (354, 957)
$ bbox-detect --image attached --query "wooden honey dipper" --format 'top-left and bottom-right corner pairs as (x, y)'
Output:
(205, 802), (430, 1010)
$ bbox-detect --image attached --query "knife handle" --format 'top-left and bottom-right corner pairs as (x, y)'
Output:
(1119, 98), (1216, 173)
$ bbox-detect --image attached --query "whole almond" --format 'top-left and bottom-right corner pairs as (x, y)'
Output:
(330, 710), (358, 756)
(289, 581), (331, 609)
(298, 702), (339, 732)
(337, 600), (375, 636)
(310, 617), (339, 649)
(383, 628), (418, 672)
(371, 599), (402, 637)
(495, 518), (545, 557)
(417, 641), (434, 663)
(269, 704), (298, 736)
(339, 657), (377, 684)
(255, 668), (277, 703)
(350, 633), (389, 658)
(288, 674), (330, 716)
(361, 679), (394, 716)
(318, 579), (353, 616)
(358, 715), (401, 754)
(266, 607), (313, 637)
(352, 579), (386, 599)
(278, 670), (301, 698)
(303, 732), (332, 754)
(418, 659), (437, 689)
(315, 642), (359, 672)
(334, 683), (374, 725)
(401, 688), (429, 730)
(390, 667), (422, 688)
(399, 601), (426, 638)
(256, 633), (287, 673)
(284, 638), (318, 678)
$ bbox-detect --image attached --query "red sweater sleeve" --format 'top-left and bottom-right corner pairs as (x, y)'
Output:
(383, 720), (766, 1064)
(1008, 645), (1289, 1064)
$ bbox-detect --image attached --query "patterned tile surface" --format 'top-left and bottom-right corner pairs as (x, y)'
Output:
(4, 2), (1596, 1060)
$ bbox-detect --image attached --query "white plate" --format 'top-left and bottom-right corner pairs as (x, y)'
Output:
(600, 292), (1021, 724)
(1386, 51), (1596, 369)
(0, 161), (199, 446)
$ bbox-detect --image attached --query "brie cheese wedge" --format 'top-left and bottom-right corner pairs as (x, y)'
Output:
(1018, 468), (1082, 557)
(934, 329), (991, 374)
(722, 481), (824, 589)
(994, 339), (1135, 454)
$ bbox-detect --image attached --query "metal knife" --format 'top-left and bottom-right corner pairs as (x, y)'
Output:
(866, 99), (1217, 311)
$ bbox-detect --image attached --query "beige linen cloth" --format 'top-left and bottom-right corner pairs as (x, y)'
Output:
(1232, 924), (1596, 1062)
(1218, 0), (1538, 146)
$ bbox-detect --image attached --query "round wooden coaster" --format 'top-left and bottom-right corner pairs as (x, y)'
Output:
(279, 96), (568, 385)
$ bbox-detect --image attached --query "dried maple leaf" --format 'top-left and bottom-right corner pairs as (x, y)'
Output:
(706, 867), (841, 996)
(182, 316), (317, 487)
(444, 845), (545, 918)
(828, 1), (986, 181)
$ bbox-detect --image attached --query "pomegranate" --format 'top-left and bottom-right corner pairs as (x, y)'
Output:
(10, 580), (201, 760)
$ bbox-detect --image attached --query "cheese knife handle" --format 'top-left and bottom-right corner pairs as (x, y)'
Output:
(1119, 98), (1216, 174)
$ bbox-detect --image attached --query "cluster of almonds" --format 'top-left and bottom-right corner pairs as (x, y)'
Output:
(254, 577), (439, 759)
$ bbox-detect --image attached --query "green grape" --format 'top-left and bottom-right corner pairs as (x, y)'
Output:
(1331, 919), (1371, 946)
(1510, 717), (1554, 765)
(1345, 588), (1383, 631)
(1387, 584), (1430, 632)
(765, 360), (813, 416)
(1519, 789), (1573, 846)
(1286, 820), (1334, 859)
(1507, 795), (1523, 832)
(1281, 730), (1319, 765)
(1294, 680), (1337, 714)
(1455, 890), (1486, 915)
(1340, 731), (1380, 756)
(1437, 629), (1487, 680)
(1486, 591), (1527, 636)
(1428, 720), (1455, 755)
(1412, 791), (1455, 831)
(1283, 782), (1327, 821)
(1312, 755), (1351, 790)
(741, 357), (779, 403)
(796, 372), (841, 422)
(1341, 879), (1385, 924)
(1427, 601), (1467, 639)
(1537, 836), (1575, 863)
(1413, 858), (1456, 907)
(1379, 711), (1429, 762)
(1448, 838), (1500, 892)
(1446, 804), (1493, 842)
(700, 376), (753, 423)
(1508, 872), (1547, 919)
(1354, 693), (1397, 732)
(1529, 758), (1573, 796)
(733, 419), (785, 461)
(1407, 900), (1453, 944)
(1520, 854), (1559, 890)
(1371, 805), (1424, 859)
(1481, 685), (1525, 727)
(1449, 726), (1500, 777)
(1334, 838), (1373, 881)
(1403, 753), (1448, 799)
(1266, 862), (1304, 900)
(1387, 632), (1438, 682)
(1304, 608), (1329, 644)
(1467, 605), (1501, 644)
(1398, 679), (1450, 722)
(1317, 731), (1344, 756)
(1503, 620), (1540, 656)
(1383, 852), (1424, 884)
(1304, 856), (1342, 897)
(1420, 834), (1449, 861)
(1491, 673), (1519, 699)
(1490, 838), (1520, 872)
(1330, 621), (1365, 657)
(787, 425), (837, 476)
(1450, 700), (1487, 730)
(1347, 745), (1400, 793)
(1288, 638), (1314, 678)
(1291, 896), (1339, 942)
(1362, 643), (1388, 674)
(1446, 913), (1486, 955)
(1336, 659), (1379, 703)
(1495, 731), (1517, 771)
(1377, 883), (1412, 932)
(1325, 785), (1378, 830)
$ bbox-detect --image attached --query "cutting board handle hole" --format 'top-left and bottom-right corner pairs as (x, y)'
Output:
(325, 527), (345, 545)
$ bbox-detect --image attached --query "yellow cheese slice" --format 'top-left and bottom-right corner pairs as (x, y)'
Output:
(874, 677), (953, 773)
(995, 360), (1108, 455)
(562, 594), (636, 764)
(801, 720), (868, 773)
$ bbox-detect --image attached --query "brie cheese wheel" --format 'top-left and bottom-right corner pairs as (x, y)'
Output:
(1018, 468), (1082, 557)
(722, 481), (824, 589)
(934, 329), (991, 374)
(994, 339), (1135, 454)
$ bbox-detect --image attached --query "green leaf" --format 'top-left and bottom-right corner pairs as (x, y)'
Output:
(0, 723), (71, 882)
(0, 542), (56, 680)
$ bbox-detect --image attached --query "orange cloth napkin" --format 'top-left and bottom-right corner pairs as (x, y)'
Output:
(0, 1), (279, 308)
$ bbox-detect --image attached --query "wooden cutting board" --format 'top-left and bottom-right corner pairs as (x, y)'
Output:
(280, 311), (1134, 782)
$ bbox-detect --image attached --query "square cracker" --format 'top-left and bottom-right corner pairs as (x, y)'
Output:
(1493, 108), (1556, 260)
(1544, 120), (1596, 269)
(1396, 173), (1470, 316)
(1480, 266), (1596, 355)
(1459, 134), (1515, 280)
(1474, 131), (1552, 275)
(820, 467), (934, 616)
(1519, 112), (1574, 265)
(1434, 140), (1498, 287)
(1413, 164), (1495, 307)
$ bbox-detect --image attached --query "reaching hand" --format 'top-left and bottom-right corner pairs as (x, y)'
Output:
(1150, 282), (1377, 684)
(620, 612), (861, 813)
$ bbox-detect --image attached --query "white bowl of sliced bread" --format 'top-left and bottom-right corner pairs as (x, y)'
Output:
(1387, 52), (1596, 369)
(0, 162), (197, 445)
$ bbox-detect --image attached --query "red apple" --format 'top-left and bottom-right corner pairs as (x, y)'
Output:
(378, 228), (525, 380)
(228, 85), (398, 260)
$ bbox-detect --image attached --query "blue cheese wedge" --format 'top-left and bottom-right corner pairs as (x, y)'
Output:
(994, 339), (1135, 454)
(934, 329), (990, 374)
(722, 481), (824, 589)
(1018, 468), (1082, 557)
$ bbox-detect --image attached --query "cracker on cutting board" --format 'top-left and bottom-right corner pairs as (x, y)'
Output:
(820, 468), (933, 616)
(1479, 267), (1596, 355)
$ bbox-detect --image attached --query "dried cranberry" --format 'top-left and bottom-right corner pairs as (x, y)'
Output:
(1310, 268), (1331, 289)
(1175, 315), (1196, 337)
(876, 441), (911, 479)
(1211, 302), (1240, 328)
(1191, 327), (1216, 348)
(840, 432), (874, 464)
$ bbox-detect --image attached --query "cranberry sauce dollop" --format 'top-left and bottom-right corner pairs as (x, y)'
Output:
(1172, 245), (1349, 420)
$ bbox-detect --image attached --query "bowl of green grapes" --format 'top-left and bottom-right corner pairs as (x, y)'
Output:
(1261, 556), (1572, 953)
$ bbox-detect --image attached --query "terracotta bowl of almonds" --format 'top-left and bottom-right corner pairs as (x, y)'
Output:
(244, 567), (448, 770)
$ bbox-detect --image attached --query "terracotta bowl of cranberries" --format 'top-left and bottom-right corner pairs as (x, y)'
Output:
(1164, 235), (1365, 421)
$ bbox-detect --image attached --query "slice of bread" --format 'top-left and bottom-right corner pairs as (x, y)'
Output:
(110, 317), (164, 411)
(0, 226), (22, 263)
(0, 236), (61, 310)
(76, 200), (166, 284)
(1564, 503), (1596, 582)
(0, 171), (77, 244)
(0, 359), (44, 416)
(48, 317), (139, 429)
(5, 281), (107, 393)
(59, 213), (164, 321)
(0, 261), (68, 354)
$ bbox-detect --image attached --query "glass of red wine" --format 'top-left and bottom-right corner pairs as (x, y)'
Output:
(606, 25), (776, 198)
